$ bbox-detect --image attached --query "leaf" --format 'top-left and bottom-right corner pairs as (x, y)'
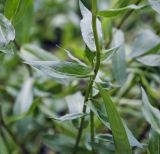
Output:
(6, 97), (40, 124)
(14, 0), (33, 44)
(137, 54), (160, 67)
(88, 101), (144, 149)
(0, 13), (15, 46)
(65, 92), (84, 113)
(0, 44), (14, 54)
(148, 129), (160, 154)
(97, 84), (132, 154)
(148, 0), (160, 14)
(141, 87), (160, 134)
(79, 0), (103, 52)
(52, 113), (85, 121)
(129, 29), (160, 58)
(25, 60), (93, 79)
(4, 0), (20, 20)
(57, 45), (86, 66)
(20, 44), (58, 61)
(101, 46), (119, 62)
(95, 134), (114, 143)
(111, 29), (127, 85)
(97, 4), (146, 17)
(13, 77), (34, 115)
(12, 0), (33, 24)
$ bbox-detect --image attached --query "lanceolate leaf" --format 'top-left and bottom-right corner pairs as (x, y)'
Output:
(4, 0), (20, 20)
(51, 113), (85, 121)
(13, 77), (34, 115)
(148, 0), (160, 15)
(0, 13), (15, 46)
(129, 29), (160, 58)
(97, 84), (132, 154)
(88, 100), (143, 149)
(79, 0), (103, 52)
(111, 29), (127, 85)
(141, 87), (160, 134)
(25, 60), (93, 78)
(137, 54), (160, 67)
(97, 4), (146, 17)
(148, 129), (160, 154)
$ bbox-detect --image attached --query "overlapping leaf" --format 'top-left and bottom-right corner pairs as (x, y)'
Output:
(97, 84), (132, 154)
(25, 60), (93, 79)
(97, 4), (146, 17)
(141, 87), (160, 134)
(137, 54), (160, 67)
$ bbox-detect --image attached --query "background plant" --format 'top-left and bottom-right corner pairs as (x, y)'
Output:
(0, 0), (160, 154)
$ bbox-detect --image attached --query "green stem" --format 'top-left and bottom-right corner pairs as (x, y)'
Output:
(90, 110), (95, 154)
(72, 0), (101, 153)
(117, 0), (142, 29)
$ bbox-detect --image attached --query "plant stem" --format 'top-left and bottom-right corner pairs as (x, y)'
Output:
(117, 0), (142, 29)
(90, 110), (95, 154)
(72, 0), (101, 153)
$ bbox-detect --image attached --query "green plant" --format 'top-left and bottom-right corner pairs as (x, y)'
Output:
(0, 0), (160, 154)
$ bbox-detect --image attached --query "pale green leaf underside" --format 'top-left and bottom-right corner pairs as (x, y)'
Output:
(25, 60), (93, 78)
(141, 87), (160, 134)
(0, 13), (15, 46)
(137, 54), (160, 67)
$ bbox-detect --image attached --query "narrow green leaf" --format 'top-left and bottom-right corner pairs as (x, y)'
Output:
(148, 129), (160, 154)
(0, 13), (15, 46)
(25, 60), (93, 78)
(97, 84), (132, 154)
(12, 0), (33, 24)
(52, 113), (85, 122)
(141, 87), (160, 134)
(14, 0), (33, 44)
(88, 101), (144, 149)
(95, 134), (114, 143)
(129, 29), (160, 58)
(4, 0), (20, 20)
(111, 29), (127, 85)
(137, 54), (160, 67)
(148, 0), (160, 14)
(79, 0), (103, 52)
(97, 4), (146, 17)
(13, 77), (34, 115)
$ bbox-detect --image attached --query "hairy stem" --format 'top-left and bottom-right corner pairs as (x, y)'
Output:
(72, 0), (101, 153)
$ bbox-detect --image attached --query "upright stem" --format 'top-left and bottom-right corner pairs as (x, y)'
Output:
(72, 0), (101, 153)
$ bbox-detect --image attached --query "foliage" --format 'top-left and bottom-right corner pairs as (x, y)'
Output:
(0, 0), (160, 154)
